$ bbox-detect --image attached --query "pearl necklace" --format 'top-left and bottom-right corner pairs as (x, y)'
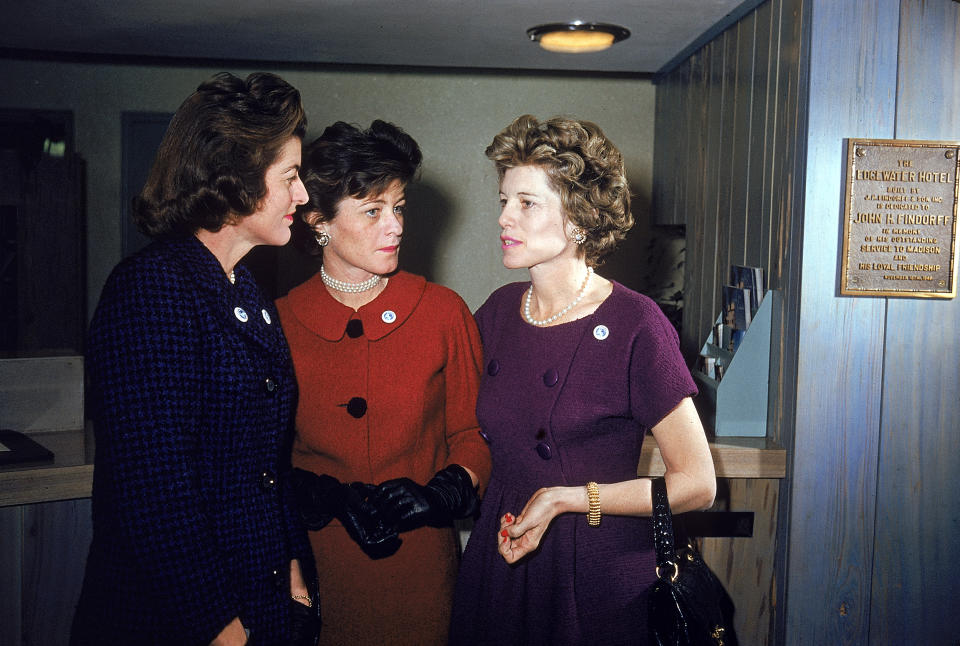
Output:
(524, 267), (594, 327)
(320, 265), (382, 293)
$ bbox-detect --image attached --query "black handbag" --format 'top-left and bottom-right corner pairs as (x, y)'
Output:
(649, 477), (739, 646)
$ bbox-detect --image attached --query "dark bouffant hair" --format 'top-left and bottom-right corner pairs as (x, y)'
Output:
(297, 120), (422, 229)
(133, 71), (307, 237)
(485, 114), (633, 267)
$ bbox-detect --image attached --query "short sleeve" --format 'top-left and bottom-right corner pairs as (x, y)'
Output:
(629, 302), (697, 430)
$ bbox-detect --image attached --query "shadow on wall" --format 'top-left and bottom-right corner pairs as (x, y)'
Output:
(601, 182), (686, 334)
(246, 179), (455, 300)
(399, 180), (455, 282)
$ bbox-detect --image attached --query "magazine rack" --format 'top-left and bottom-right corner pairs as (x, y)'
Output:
(692, 290), (778, 437)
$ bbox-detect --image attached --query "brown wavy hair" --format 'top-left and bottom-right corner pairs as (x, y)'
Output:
(133, 72), (307, 238)
(485, 114), (633, 266)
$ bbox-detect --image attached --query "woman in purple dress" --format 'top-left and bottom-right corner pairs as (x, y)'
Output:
(450, 115), (717, 645)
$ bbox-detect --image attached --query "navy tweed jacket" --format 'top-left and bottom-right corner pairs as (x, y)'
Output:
(72, 236), (313, 645)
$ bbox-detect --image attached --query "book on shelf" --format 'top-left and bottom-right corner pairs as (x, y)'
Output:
(729, 328), (745, 352)
(698, 355), (717, 380)
(722, 285), (752, 331)
(730, 264), (765, 317)
(712, 322), (745, 353)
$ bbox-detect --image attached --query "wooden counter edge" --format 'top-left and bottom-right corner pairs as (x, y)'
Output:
(0, 464), (94, 507)
(638, 436), (786, 479)
(0, 436), (784, 507)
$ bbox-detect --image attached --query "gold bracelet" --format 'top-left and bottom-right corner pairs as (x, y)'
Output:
(292, 594), (312, 607)
(586, 481), (601, 527)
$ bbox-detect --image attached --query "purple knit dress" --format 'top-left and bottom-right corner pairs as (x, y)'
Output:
(450, 281), (697, 646)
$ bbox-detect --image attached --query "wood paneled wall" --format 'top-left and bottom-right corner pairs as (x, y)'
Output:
(870, 2), (960, 643)
(0, 499), (92, 646)
(653, 0), (806, 377)
(655, 0), (960, 644)
(653, 1), (808, 643)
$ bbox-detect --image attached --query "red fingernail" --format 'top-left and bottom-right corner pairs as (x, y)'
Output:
(500, 529), (509, 537)
(504, 513), (513, 523)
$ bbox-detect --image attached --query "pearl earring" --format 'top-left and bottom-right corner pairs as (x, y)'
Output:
(314, 230), (331, 247)
(572, 228), (586, 245)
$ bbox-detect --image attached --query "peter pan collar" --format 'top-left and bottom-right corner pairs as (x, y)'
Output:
(286, 270), (426, 342)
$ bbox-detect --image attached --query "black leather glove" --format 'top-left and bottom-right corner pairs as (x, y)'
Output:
(288, 597), (321, 646)
(290, 469), (341, 530)
(291, 468), (401, 559)
(371, 464), (479, 532)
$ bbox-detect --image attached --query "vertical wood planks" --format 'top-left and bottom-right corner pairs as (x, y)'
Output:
(750, 1), (775, 272)
(21, 499), (92, 645)
(784, 0), (899, 643)
(652, 1), (807, 642)
(702, 478), (781, 646)
(728, 15), (756, 268)
(653, 0), (959, 643)
(869, 2), (960, 644)
(0, 506), (23, 646)
(685, 46), (710, 360)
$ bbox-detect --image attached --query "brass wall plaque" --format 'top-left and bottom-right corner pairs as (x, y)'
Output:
(841, 138), (959, 298)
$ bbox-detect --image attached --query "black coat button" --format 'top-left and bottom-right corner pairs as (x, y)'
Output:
(479, 429), (491, 444)
(536, 442), (552, 460)
(265, 377), (277, 393)
(346, 319), (364, 338)
(543, 369), (559, 387)
(261, 471), (277, 490)
(346, 397), (368, 418)
(487, 360), (500, 376)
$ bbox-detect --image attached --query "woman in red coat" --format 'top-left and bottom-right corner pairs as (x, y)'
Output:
(276, 120), (491, 645)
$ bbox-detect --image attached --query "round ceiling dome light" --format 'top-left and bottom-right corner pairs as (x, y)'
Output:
(527, 22), (631, 54)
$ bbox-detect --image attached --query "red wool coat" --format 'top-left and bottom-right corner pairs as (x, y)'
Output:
(276, 270), (491, 645)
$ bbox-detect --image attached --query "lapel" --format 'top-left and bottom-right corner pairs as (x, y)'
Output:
(174, 236), (286, 359)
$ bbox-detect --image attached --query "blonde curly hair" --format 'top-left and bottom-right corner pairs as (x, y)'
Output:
(485, 114), (633, 266)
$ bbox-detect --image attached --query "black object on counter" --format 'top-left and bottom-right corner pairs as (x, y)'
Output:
(0, 429), (55, 465)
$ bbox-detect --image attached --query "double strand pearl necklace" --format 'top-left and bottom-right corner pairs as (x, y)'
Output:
(320, 265), (382, 293)
(524, 267), (594, 327)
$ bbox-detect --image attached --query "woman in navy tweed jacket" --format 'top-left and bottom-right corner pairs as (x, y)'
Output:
(71, 72), (319, 646)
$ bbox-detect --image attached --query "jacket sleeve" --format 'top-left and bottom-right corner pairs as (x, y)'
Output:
(440, 293), (492, 494)
(86, 260), (238, 642)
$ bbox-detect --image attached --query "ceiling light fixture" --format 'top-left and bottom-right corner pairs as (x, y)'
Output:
(527, 21), (630, 54)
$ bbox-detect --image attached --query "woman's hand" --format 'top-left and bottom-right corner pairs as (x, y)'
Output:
(289, 559), (310, 606)
(208, 617), (246, 646)
(497, 486), (578, 564)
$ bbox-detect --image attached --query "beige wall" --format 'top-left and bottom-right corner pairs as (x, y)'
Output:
(1, 59), (656, 313)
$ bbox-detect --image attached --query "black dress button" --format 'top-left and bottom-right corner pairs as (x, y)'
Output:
(261, 471), (277, 490)
(346, 319), (364, 338)
(487, 360), (500, 376)
(479, 429), (491, 444)
(346, 397), (368, 418)
(536, 442), (552, 460)
(543, 369), (559, 387)
(264, 377), (277, 393)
